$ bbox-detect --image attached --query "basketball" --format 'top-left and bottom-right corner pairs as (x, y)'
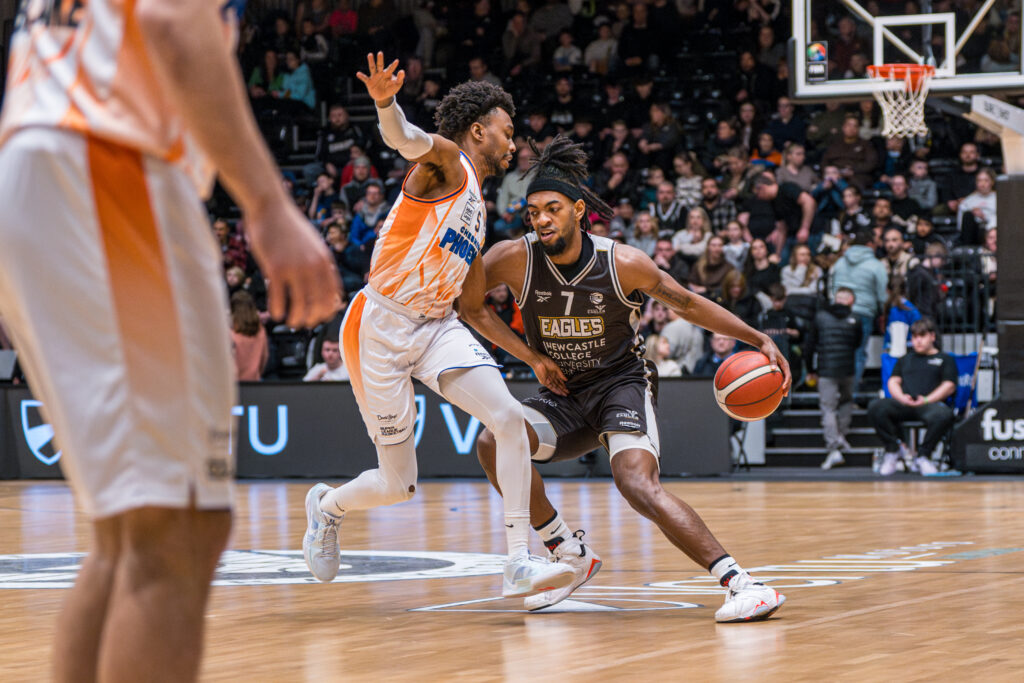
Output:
(713, 351), (785, 422)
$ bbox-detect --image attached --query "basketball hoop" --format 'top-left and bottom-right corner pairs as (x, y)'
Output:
(867, 64), (935, 138)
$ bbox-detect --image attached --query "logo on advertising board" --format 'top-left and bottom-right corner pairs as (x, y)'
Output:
(20, 400), (61, 466)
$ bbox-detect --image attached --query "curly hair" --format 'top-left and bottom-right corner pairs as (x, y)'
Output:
(433, 80), (515, 142)
(525, 134), (614, 226)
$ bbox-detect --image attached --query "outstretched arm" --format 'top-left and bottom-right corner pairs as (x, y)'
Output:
(616, 244), (792, 392)
(357, 52), (463, 185)
(456, 252), (568, 396)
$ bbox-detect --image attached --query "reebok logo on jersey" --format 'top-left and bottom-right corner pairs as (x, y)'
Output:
(539, 317), (605, 338)
(438, 228), (479, 266)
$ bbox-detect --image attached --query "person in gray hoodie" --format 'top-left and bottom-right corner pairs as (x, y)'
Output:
(829, 230), (888, 386)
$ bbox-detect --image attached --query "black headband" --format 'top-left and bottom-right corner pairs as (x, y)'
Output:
(526, 175), (583, 203)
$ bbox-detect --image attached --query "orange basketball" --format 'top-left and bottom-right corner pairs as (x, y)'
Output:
(713, 350), (785, 421)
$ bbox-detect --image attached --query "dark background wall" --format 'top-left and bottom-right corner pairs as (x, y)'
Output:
(0, 379), (731, 480)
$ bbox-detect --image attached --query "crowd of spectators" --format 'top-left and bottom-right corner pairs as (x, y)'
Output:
(212, 0), (1005, 383)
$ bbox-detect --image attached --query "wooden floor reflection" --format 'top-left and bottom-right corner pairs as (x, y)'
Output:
(1, 478), (1023, 682)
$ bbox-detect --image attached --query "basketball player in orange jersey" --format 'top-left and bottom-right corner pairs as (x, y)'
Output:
(475, 136), (790, 620)
(0, 1), (338, 681)
(302, 53), (576, 597)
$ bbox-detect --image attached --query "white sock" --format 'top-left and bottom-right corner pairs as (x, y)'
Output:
(709, 554), (746, 587)
(505, 513), (531, 558)
(534, 513), (572, 550)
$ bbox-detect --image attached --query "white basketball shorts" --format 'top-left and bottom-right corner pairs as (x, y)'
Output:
(0, 129), (236, 518)
(340, 286), (498, 445)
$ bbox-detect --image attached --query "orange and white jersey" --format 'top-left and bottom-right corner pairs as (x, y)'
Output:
(368, 151), (486, 319)
(0, 0), (219, 195)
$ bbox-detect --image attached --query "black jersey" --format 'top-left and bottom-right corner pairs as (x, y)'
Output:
(517, 231), (648, 389)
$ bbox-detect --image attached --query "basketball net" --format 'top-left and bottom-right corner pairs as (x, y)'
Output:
(867, 64), (935, 138)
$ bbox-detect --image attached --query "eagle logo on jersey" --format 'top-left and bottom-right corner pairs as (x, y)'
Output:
(590, 293), (604, 305)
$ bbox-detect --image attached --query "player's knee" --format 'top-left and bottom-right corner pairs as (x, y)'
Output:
(120, 507), (231, 580)
(476, 428), (497, 470)
(484, 400), (525, 439)
(381, 474), (417, 504)
(613, 467), (661, 517)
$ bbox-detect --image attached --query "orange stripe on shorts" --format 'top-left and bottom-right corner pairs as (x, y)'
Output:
(342, 293), (367, 404)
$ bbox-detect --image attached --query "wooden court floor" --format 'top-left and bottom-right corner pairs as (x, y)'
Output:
(1, 478), (1023, 682)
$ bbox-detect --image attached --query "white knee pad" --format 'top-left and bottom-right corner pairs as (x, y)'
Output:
(606, 431), (660, 461)
(523, 405), (558, 463)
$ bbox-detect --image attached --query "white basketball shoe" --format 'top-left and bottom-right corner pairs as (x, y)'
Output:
(502, 551), (575, 599)
(302, 483), (344, 583)
(524, 531), (603, 611)
(715, 574), (786, 623)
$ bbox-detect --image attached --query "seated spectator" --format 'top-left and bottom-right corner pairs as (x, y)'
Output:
(957, 167), (998, 239)
(749, 132), (783, 170)
(693, 333), (737, 376)
(871, 198), (898, 238)
(610, 197), (635, 234)
(757, 283), (802, 383)
(868, 318), (956, 475)
(650, 180), (686, 234)
(672, 207), (712, 263)
(908, 216), (946, 257)
(350, 180), (390, 247)
(756, 25), (786, 69)
(599, 119), (637, 166)
(981, 37), (1020, 72)
(672, 152), (703, 207)
(735, 50), (775, 109)
(584, 19), (618, 75)
(313, 104), (369, 180)
(821, 115), (878, 190)
(907, 242), (947, 321)
(644, 334), (683, 377)
(640, 299), (670, 338)
(722, 220), (750, 271)
(837, 185), (872, 237)
(597, 151), (641, 205)
(883, 275), (922, 357)
(888, 174), (923, 228)
(659, 308), (704, 374)
(639, 103), (681, 172)
(468, 57), (503, 88)
(806, 100), (847, 149)
(881, 227), (920, 279)
(981, 227), (997, 285)
(736, 102), (760, 152)
(805, 287), (862, 470)
(637, 166), (666, 210)
(214, 218), (248, 272)
(308, 172), (340, 223)
(764, 97), (808, 148)
(908, 159), (938, 212)
(744, 237), (782, 297)
(303, 339), (350, 381)
(547, 75), (577, 133)
(341, 156), (376, 208)
(324, 219), (366, 295)
(525, 106), (558, 147)
(628, 212), (660, 257)
(230, 291), (268, 382)
(858, 99), (884, 140)
(248, 49), (284, 101)
(569, 116), (602, 172)
(688, 234), (734, 296)
(700, 176), (738, 234)
(718, 271), (763, 330)
(552, 29), (582, 72)
(776, 143), (818, 192)
(830, 230), (888, 386)
(939, 142), (981, 215)
(704, 120), (740, 173)
(653, 238), (690, 285)
(272, 51), (316, 111)
(781, 243), (822, 297)
(495, 147), (535, 238)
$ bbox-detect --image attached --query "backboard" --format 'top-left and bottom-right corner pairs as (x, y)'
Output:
(790, 0), (1024, 102)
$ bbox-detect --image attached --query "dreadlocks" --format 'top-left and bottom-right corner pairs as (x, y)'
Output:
(525, 135), (614, 228)
(433, 81), (515, 142)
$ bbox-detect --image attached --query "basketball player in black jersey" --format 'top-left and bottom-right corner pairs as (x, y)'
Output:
(467, 136), (791, 620)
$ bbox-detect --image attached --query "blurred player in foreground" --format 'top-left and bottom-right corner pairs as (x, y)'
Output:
(0, 1), (338, 680)
(302, 54), (575, 597)
(477, 136), (790, 621)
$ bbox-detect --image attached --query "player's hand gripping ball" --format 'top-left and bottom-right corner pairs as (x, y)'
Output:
(713, 350), (786, 421)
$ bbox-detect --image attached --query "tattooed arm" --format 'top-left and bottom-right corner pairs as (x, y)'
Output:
(614, 244), (791, 391)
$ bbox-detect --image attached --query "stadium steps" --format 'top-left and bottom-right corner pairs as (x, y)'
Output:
(765, 391), (885, 467)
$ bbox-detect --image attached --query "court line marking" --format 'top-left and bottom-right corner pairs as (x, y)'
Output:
(567, 576), (1024, 675)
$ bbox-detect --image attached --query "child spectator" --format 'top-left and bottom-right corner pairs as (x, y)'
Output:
(552, 29), (582, 72)
(908, 216), (946, 256)
(749, 132), (783, 170)
(689, 235), (735, 296)
(758, 284), (802, 380)
(672, 152), (704, 207)
(744, 237), (783, 299)
(644, 334), (683, 377)
(908, 158), (938, 211)
(883, 275), (922, 357)
(722, 220), (750, 270)
(230, 291), (268, 382)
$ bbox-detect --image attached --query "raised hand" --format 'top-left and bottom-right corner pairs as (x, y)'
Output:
(355, 52), (405, 106)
